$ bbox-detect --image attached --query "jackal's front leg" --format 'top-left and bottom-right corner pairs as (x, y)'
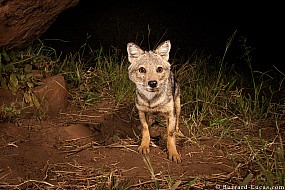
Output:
(167, 113), (182, 163)
(138, 110), (150, 154)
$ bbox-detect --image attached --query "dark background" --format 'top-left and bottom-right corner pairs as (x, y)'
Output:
(42, 0), (283, 71)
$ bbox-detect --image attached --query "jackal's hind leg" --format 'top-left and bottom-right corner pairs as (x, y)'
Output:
(146, 113), (156, 127)
(174, 95), (181, 133)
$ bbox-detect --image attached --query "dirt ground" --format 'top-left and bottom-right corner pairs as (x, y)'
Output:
(0, 94), (251, 189)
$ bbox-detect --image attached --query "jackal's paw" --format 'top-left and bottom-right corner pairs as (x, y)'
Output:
(138, 145), (150, 154)
(169, 153), (182, 163)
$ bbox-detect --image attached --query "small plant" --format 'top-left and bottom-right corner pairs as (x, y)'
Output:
(0, 103), (21, 122)
(244, 117), (284, 185)
(0, 42), (58, 112)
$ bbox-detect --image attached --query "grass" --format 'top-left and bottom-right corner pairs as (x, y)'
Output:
(0, 35), (284, 189)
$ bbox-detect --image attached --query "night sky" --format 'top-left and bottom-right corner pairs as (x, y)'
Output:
(42, 1), (283, 71)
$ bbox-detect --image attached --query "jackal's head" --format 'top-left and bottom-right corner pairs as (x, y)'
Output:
(127, 40), (171, 92)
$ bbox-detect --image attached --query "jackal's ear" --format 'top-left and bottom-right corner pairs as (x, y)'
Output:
(127, 42), (144, 63)
(154, 40), (171, 61)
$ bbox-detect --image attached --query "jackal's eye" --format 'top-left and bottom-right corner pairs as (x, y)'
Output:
(156, 67), (163, 73)
(138, 67), (146, 73)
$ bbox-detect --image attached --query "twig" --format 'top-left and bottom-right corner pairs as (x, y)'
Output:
(0, 172), (11, 181)
(0, 179), (54, 188)
(59, 112), (103, 118)
(63, 135), (96, 142)
(62, 141), (100, 155)
(127, 179), (157, 189)
(113, 112), (131, 123)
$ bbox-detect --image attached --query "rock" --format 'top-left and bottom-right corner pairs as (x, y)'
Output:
(0, 0), (79, 51)
(34, 75), (68, 114)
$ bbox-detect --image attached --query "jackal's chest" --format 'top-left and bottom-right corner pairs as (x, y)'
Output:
(135, 90), (174, 113)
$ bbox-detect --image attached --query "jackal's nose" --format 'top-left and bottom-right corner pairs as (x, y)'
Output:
(148, 80), (158, 88)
